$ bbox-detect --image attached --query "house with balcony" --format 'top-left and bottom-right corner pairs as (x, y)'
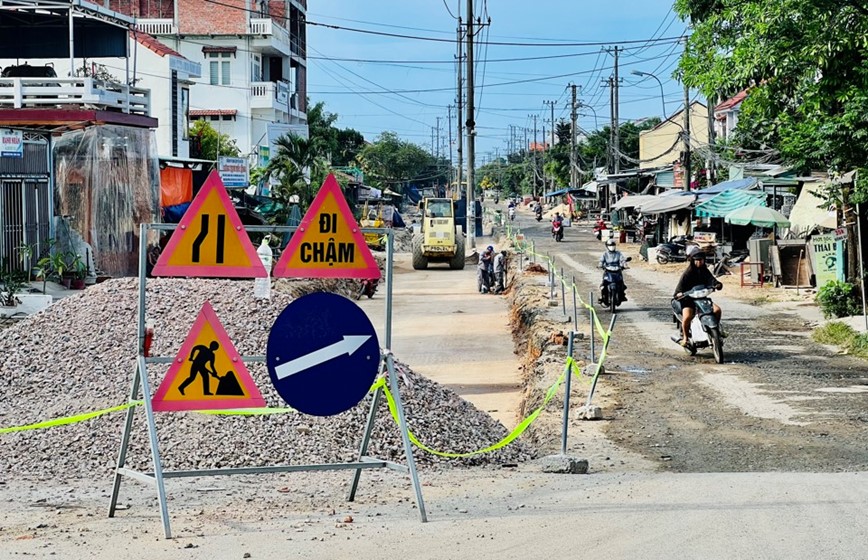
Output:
(119, 0), (309, 161)
(0, 0), (163, 278)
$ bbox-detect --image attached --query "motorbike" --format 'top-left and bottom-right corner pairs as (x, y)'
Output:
(357, 278), (379, 300)
(508, 207), (516, 221)
(670, 285), (724, 363)
(655, 235), (695, 264)
(600, 257), (631, 313)
(535, 209), (543, 222)
(551, 221), (564, 242)
(593, 219), (607, 240)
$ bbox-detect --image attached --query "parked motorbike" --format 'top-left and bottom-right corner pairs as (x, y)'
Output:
(551, 221), (564, 242)
(655, 235), (695, 264)
(357, 278), (379, 300)
(670, 285), (724, 363)
(600, 257), (631, 313)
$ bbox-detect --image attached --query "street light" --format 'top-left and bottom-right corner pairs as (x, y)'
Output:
(631, 70), (667, 119)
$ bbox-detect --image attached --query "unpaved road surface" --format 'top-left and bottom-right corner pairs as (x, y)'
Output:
(2, 215), (868, 559)
(518, 212), (868, 472)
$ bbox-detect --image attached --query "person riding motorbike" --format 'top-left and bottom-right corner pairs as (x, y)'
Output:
(598, 238), (627, 305)
(593, 216), (607, 240)
(551, 212), (564, 240)
(508, 206), (516, 221)
(534, 204), (543, 222)
(672, 246), (724, 346)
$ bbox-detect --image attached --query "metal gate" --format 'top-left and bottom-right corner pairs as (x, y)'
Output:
(0, 130), (51, 273)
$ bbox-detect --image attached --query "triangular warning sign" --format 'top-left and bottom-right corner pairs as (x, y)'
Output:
(152, 301), (266, 412)
(153, 171), (267, 278)
(273, 174), (380, 279)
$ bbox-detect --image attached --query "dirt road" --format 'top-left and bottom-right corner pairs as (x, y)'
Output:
(517, 212), (868, 472)
(3, 216), (868, 559)
(359, 251), (522, 428)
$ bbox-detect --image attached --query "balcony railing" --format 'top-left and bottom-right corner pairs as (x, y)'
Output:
(250, 80), (291, 110)
(135, 18), (177, 35)
(249, 18), (290, 46)
(0, 78), (151, 116)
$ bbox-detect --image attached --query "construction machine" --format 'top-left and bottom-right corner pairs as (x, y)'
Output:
(360, 201), (386, 251)
(412, 197), (465, 270)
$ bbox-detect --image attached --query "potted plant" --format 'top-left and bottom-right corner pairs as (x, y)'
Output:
(49, 252), (71, 289)
(68, 253), (87, 290)
(0, 263), (27, 308)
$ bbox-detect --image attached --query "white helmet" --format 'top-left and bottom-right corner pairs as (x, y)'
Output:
(606, 238), (616, 252)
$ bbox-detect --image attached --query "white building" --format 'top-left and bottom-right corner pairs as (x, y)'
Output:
(124, 0), (309, 162)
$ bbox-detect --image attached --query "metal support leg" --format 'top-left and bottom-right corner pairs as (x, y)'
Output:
(348, 357), (387, 501)
(137, 356), (173, 538)
(384, 352), (427, 522)
(560, 332), (575, 454)
(108, 362), (142, 517)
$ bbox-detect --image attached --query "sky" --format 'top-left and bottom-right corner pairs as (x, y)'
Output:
(306, 0), (687, 163)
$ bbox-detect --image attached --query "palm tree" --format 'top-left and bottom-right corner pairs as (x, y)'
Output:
(263, 134), (327, 209)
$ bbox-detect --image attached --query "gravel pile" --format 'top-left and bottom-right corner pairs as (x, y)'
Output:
(0, 278), (536, 478)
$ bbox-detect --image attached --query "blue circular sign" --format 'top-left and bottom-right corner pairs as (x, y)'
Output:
(266, 292), (380, 416)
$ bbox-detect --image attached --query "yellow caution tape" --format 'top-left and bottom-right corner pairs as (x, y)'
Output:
(0, 401), (142, 434)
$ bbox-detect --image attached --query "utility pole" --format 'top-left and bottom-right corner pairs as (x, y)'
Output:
(447, 104), (454, 190)
(532, 114), (539, 197)
(544, 100), (556, 191)
(707, 97), (715, 185)
(466, 0), (476, 248)
(456, 19), (464, 206)
(570, 84), (578, 191)
(431, 126), (435, 157)
(605, 76), (614, 174)
(683, 81), (691, 191)
(435, 116), (441, 160)
(613, 46), (620, 174)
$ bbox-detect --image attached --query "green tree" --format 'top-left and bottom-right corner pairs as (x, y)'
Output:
(189, 120), (240, 160)
(307, 101), (366, 166)
(356, 132), (445, 189)
(263, 134), (327, 213)
(675, 0), (868, 280)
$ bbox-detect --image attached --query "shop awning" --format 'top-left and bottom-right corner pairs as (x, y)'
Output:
(694, 177), (758, 196)
(787, 181), (837, 235)
(612, 194), (657, 210)
(694, 188), (766, 218)
(635, 191), (696, 214)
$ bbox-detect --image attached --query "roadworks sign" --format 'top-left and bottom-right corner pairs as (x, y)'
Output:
(152, 301), (266, 412)
(273, 174), (380, 279)
(153, 171), (267, 278)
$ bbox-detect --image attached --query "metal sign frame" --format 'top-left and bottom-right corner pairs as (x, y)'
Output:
(108, 222), (426, 538)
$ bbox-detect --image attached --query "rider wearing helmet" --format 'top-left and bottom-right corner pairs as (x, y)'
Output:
(673, 246), (724, 346)
(598, 238), (627, 305)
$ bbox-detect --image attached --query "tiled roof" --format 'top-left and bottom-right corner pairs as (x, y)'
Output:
(133, 31), (185, 59)
(715, 89), (749, 112)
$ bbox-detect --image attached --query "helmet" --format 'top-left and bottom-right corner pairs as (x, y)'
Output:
(487, 245), (494, 252)
(687, 246), (705, 260)
(605, 239), (616, 251)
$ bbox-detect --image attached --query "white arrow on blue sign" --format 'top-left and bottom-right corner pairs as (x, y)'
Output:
(266, 292), (380, 416)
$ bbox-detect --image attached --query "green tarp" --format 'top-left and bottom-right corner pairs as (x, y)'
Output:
(694, 189), (766, 218)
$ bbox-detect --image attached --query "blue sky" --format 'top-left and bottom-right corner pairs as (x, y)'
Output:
(306, 1), (686, 161)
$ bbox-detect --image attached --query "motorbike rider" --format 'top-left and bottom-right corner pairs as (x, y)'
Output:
(551, 212), (564, 239)
(534, 205), (543, 221)
(672, 246), (724, 346)
(598, 238), (627, 305)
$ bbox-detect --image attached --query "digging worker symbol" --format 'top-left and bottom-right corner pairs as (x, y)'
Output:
(179, 340), (219, 396)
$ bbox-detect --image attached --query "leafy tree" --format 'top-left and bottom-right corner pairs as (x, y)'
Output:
(188, 120), (240, 160)
(263, 134), (327, 215)
(356, 132), (446, 189)
(307, 101), (366, 167)
(675, 0), (868, 279)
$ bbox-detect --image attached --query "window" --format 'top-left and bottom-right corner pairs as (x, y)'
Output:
(251, 54), (261, 82)
(181, 88), (189, 140)
(207, 52), (231, 86)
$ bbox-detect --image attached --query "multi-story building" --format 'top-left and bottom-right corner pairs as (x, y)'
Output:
(113, 0), (308, 160)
